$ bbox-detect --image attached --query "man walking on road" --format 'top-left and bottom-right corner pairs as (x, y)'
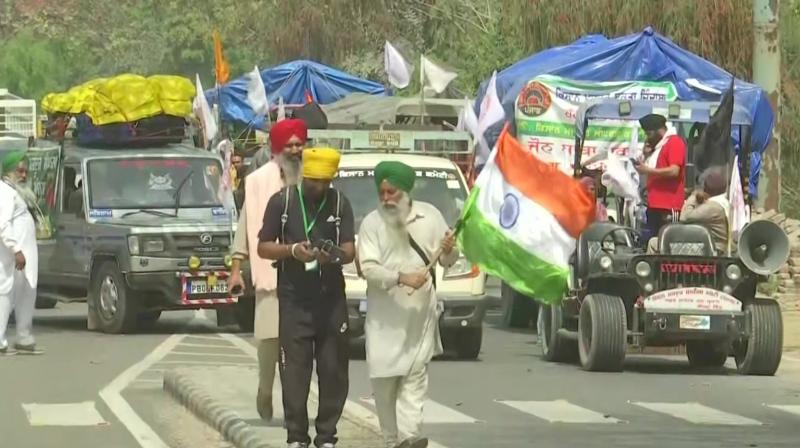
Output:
(229, 118), (308, 421)
(257, 147), (356, 448)
(357, 161), (457, 448)
(0, 152), (41, 355)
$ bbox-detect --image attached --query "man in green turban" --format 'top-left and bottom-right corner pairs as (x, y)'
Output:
(358, 160), (457, 448)
(2, 151), (28, 184)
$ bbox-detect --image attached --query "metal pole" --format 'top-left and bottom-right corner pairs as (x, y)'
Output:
(419, 55), (426, 125)
(752, 0), (781, 211)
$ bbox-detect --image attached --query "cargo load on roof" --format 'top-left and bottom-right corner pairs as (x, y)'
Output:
(41, 74), (194, 147)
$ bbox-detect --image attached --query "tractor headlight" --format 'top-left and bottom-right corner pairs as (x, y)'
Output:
(127, 236), (140, 255)
(143, 239), (165, 253)
(599, 256), (613, 270)
(635, 261), (651, 277)
(188, 255), (202, 270)
(224, 254), (233, 268)
(725, 264), (742, 281)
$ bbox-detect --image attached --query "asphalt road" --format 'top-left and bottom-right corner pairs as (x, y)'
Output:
(2, 300), (800, 448)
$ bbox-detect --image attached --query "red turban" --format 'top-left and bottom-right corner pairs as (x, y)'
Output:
(269, 118), (308, 154)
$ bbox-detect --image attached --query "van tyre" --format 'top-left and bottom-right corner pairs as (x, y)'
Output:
(501, 282), (538, 329)
(89, 261), (139, 334)
(578, 294), (626, 372)
(539, 303), (577, 362)
(734, 299), (783, 376)
(686, 340), (728, 368)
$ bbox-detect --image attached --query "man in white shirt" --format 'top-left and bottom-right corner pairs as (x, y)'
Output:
(357, 161), (457, 448)
(0, 154), (40, 355)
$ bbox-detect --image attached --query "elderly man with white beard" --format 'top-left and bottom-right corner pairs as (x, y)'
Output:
(0, 151), (41, 355)
(357, 161), (457, 448)
(228, 118), (307, 420)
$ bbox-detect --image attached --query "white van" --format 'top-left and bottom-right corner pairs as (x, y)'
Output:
(333, 153), (487, 359)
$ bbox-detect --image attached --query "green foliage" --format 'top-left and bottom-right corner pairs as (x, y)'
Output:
(0, 30), (81, 100)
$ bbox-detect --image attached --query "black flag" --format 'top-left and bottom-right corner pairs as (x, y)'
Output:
(694, 77), (735, 174)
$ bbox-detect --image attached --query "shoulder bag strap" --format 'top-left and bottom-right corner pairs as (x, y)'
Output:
(408, 234), (436, 290)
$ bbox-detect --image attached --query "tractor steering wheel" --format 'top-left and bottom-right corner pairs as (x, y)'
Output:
(598, 227), (637, 254)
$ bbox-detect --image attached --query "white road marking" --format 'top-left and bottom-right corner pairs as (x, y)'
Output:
(360, 397), (479, 424)
(23, 401), (108, 426)
(153, 360), (257, 366)
(632, 402), (762, 425)
(766, 404), (800, 417)
(219, 333), (451, 448)
(498, 400), (624, 424)
(181, 334), (227, 341)
(168, 351), (254, 359)
(175, 342), (237, 349)
(99, 334), (184, 448)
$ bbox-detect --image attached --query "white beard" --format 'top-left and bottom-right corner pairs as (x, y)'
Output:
(378, 193), (412, 230)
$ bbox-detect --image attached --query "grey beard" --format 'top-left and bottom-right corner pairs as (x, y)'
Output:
(378, 194), (412, 229)
(278, 156), (302, 186)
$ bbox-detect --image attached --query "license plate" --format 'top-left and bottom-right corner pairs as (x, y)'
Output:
(359, 300), (367, 312)
(189, 279), (228, 295)
(679, 314), (711, 330)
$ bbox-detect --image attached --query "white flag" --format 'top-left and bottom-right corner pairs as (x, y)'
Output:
(246, 65), (270, 118)
(729, 155), (750, 236)
(193, 74), (217, 145)
(477, 71), (505, 134)
(277, 96), (286, 122)
(384, 41), (411, 89)
(421, 55), (457, 94)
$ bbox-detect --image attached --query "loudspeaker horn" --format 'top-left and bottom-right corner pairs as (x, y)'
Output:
(737, 219), (790, 276)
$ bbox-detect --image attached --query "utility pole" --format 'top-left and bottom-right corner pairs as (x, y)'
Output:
(752, 0), (781, 211)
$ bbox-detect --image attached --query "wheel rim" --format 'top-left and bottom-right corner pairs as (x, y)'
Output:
(99, 275), (119, 321)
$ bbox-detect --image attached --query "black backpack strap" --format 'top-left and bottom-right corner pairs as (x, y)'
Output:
(280, 187), (291, 269)
(408, 234), (436, 290)
(334, 189), (341, 246)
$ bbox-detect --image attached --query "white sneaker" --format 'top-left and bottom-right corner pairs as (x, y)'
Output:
(319, 444), (335, 448)
(287, 443), (308, 448)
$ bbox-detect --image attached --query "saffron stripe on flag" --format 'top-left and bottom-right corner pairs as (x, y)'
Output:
(493, 131), (595, 238)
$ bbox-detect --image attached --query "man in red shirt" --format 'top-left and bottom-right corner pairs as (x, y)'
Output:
(634, 114), (687, 239)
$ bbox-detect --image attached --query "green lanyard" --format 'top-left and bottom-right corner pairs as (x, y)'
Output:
(297, 184), (327, 239)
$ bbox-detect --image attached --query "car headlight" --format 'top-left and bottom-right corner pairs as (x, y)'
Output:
(599, 256), (613, 270)
(143, 239), (165, 253)
(635, 261), (651, 277)
(444, 257), (478, 279)
(127, 236), (140, 255)
(726, 264), (742, 281)
(188, 255), (202, 270)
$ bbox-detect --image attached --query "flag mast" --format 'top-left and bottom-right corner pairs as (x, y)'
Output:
(419, 55), (426, 125)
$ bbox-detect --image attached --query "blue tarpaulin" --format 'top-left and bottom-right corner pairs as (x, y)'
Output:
(474, 27), (774, 196)
(206, 60), (387, 128)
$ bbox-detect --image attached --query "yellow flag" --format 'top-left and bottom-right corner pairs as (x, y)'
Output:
(213, 30), (230, 85)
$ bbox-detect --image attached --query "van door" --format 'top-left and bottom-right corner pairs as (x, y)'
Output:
(50, 163), (89, 288)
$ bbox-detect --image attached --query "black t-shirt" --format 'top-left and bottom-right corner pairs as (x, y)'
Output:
(258, 186), (355, 297)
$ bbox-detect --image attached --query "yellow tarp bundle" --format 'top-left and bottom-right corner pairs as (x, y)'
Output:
(42, 74), (195, 126)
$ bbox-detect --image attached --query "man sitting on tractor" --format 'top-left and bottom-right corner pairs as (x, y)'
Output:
(647, 167), (729, 254)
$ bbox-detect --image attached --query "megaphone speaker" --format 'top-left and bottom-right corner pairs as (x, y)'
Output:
(738, 220), (790, 275)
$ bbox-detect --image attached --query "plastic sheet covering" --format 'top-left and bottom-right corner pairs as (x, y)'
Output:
(42, 74), (194, 125)
(472, 27), (775, 195)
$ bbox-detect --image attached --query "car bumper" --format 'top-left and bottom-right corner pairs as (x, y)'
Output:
(642, 310), (746, 342)
(347, 294), (489, 339)
(125, 270), (238, 309)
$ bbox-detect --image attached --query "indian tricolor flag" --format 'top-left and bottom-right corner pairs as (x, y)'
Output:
(458, 127), (596, 303)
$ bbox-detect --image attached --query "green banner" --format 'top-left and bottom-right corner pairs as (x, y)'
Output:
(24, 145), (60, 240)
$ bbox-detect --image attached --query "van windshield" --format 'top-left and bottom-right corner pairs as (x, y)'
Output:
(87, 157), (223, 209)
(333, 167), (467, 231)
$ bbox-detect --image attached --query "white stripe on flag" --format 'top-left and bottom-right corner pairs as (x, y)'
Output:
(477, 161), (575, 267)
(632, 402), (762, 425)
(498, 400), (624, 424)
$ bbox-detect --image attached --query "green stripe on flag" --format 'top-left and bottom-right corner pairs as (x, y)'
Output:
(516, 120), (646, 142)
(457, 187), (569, 304)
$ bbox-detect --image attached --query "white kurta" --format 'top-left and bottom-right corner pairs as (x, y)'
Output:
(357, 201), (459, 379)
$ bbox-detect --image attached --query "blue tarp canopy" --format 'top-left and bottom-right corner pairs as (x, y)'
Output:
(206, 60), (387, 128)
(474, 27), (774, 196)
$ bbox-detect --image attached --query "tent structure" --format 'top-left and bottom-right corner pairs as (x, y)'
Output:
(473, 27), (774, 196)
(206, 60), (387, 128)
(321, 93), (467, 125)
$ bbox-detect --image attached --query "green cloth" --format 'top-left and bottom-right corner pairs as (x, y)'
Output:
(374, 161), (415, 192)
(2, 150), (27, 174)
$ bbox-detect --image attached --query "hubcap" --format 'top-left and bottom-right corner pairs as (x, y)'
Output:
(99, 276), (119, 320)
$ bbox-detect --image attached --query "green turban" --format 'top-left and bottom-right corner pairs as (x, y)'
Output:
(2, 150), (26, 174)
(375, 161), (415, 192)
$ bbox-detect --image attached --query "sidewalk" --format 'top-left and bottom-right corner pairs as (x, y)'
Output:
(163, 366), (382, 448)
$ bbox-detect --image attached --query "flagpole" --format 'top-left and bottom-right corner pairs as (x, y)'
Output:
(419, 55), (426, 125)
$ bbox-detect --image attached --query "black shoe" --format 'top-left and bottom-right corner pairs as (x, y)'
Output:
(13, 343), (43, 355)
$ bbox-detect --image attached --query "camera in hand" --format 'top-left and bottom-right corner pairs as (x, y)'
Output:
(312, 239), (346, 264)
(231, 284), (243, 296)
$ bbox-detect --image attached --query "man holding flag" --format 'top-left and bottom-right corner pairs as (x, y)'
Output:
(357, 161), (457, 448)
